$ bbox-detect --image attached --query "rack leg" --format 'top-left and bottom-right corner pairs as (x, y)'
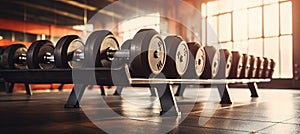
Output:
(100, 86), (106, 96)
(156, 84), (181, 116)
(175, 84), (186, 96)
(248, 83), (259, 97)
(24, 83), (32, 95)
(217, 84), (232, 104)
(150, 87), (157, 97)
(113, 86), (123, 96)
(58, 84), (64, 91)
(7, 83), (15, 93)
(64, 84), (87, 108)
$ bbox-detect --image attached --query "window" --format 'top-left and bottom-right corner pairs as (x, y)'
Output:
(202, 0), (293, 78)
(118, 13), (160, 42)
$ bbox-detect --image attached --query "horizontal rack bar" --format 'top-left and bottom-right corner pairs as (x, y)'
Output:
(130, 78), (271, 85)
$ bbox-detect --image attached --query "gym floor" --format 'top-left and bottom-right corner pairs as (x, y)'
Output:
(0, 87), (299, 134)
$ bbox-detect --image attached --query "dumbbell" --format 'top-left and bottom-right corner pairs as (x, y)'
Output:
(0, 46), (5, 69)
(267, 59), (275, 78)
(1, 45), (28, 69)
(200, 46), (220, 79)
(54, 35), (84, 68)
(247, 55), (257, 78)
(84, 29), (166, 78)
(161, 35), (189, 78)
(1, 40), (58, 69)
(254, 57), (263, 78)
(228, 51), (243, 79)
(183, 42), (206, 78)
(215, 49), (232, 79)
(261, 57), (271, 79)
(239, 54), (251, 78)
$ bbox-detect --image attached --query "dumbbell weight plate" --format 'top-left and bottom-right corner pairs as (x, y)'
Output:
(54, 35), (84, 68)
(259, 57), (265, 78)
(184, 42), (206, 78)
(254, 57), (263, 78)
(130, 29), (166, 77)
(215, 49), (232, 79)
(121, 39), (131, 50)
(162, 36), (189, 78)
(27, 40), (55, 69)
(85, 30), (119, 68)
(0, 46), (5, 55)
(1, 44), (27, 69)
(240, 54), (251, 78)
(228, 51), (243, 79)
(0, 47), (4, 68)
(268, 59), (275, 78)
(200, 46), (220, 79)
(261, 57), (270, 78)
(247, 55), (256, 78)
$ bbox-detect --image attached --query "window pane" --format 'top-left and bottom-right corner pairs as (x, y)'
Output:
(233, 41), (248, 53)
(248, 39), (263, 57)
(201, 3), (206, 17)
(280, 2), (293, 35)
(264, 3), (279, 37)
(219, 0), (233, 13)
(233, 0), (248, 10)
(201, 18), (206, 45)
(207, 16), (218, 45)
(233, 10), (248, 41)
(247, 0), (263, 7)
(248, 7), (262, 38)
(264, 0), (279, 4)
(219, 13), (232, 42)
(207, 1), (219, 16)
(264, 37), (280, 78)
(280, 36), (293, 78)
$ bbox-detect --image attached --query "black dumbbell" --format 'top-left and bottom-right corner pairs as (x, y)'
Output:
(161, 36), (189, 78)
(239, 54), (251, 78)
(247, 55), (257, 78)
(54, 35), (84, 68)
(261, 57), (274, 79)
(267, 59), (275, 78)
(84, 29), (167, 78)
(215, 49), (232, 79)
(1, 44), (28, 69)
(254, 57), (264, 78)
(0, 46), (5, 69)
(200, 46), (220, 79)
(183, 42), (206, 79)
(228, 51), (243, 79)
(1, 41), (55, 70)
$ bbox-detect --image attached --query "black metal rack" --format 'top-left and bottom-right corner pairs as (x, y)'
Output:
(0, 65), (270, 116)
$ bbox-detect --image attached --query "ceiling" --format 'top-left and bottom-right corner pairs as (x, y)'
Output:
(0, 0), (198, 28)
(0, 0), (122, 26)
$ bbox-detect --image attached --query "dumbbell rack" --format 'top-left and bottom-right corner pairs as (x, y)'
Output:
(0, 64), (270, 116)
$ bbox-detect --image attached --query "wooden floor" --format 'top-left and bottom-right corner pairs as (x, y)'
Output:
(0, 86), (299, 134)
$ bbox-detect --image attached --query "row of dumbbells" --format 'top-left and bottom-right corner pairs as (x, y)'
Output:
(0, 28), (275, 79)
(159, 41), (276, 79)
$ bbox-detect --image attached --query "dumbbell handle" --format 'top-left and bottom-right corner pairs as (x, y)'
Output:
(44, 52), (55, 63)
(17, 54), (27, 64)
(106, 49), (161, 60)
(69, 50), (84, 61)
(107, 49), (130, 59)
